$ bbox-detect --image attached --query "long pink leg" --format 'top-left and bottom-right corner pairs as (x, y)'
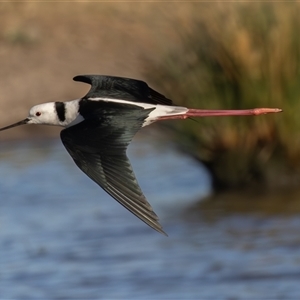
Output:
(158, 107), (282, 121)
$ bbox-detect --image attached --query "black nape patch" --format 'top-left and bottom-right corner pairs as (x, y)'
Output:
(55, 102), (66, 122)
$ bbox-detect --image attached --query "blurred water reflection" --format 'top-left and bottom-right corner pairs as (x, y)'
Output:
(0, 137), (300, 299)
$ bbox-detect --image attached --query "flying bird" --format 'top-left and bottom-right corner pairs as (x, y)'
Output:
(0, 75), (282, 235)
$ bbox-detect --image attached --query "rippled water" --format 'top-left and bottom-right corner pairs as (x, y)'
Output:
(1, 136), (300, 299)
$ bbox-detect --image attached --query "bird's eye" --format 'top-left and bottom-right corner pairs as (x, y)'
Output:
(35, 112), (41, 117)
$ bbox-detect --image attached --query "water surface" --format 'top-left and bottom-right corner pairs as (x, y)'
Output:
(1, 137), (300, 299)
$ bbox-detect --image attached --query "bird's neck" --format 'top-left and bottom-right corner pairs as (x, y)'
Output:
(61, 99), (84, 127)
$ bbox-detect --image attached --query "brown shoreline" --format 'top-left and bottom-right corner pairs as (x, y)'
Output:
(0, 3), (190, 139)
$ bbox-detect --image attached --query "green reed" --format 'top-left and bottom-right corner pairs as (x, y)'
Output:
(143, 3), (300, 192)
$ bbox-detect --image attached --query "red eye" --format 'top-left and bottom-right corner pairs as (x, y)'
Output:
(35, 112), (41, 117)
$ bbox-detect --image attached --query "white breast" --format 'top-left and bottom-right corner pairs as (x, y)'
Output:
(64, 99), (84, 127)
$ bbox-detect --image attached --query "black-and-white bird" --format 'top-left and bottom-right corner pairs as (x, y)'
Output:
(0, 75), (282, 235)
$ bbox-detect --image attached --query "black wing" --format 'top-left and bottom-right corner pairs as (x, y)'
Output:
(73, 74), (173, 106)
(60, 104), (167, 235)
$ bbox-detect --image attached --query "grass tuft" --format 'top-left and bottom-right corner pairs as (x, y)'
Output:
(143, 3), (300, 192)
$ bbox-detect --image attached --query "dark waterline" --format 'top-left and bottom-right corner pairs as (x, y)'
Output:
(1, 138), (300, 299)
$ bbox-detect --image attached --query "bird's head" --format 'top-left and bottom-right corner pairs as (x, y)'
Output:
(0, 102), (62, 132)
(27, 103), (59, 125)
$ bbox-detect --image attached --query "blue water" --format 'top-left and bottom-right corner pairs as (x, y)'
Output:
(1, 136), (300, 299)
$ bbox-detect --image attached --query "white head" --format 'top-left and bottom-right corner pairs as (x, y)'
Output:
(0, 100), (82, 132)
(27, 102), (61, 126)
(0, 102), (68, 132)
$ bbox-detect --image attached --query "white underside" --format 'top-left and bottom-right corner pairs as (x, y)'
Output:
(66, 113), (84, 127)
(88, 97), (188, 127)
(64, 99), (84, 128)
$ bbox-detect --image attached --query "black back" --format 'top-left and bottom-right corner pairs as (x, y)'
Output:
(73, 75), (173, 105)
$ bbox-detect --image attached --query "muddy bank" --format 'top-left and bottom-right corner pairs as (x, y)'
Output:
(191, 188), (300, 216)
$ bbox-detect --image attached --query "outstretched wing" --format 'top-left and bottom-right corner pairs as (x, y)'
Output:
(73, 74), (173, 106)
(60, 103), (166, 235)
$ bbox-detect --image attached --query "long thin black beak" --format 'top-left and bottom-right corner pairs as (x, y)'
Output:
(0, 118), (30, 132)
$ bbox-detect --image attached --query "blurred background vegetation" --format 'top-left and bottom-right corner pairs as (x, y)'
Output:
(0, 2), (299, 200)
(143, 3), (300, 194)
